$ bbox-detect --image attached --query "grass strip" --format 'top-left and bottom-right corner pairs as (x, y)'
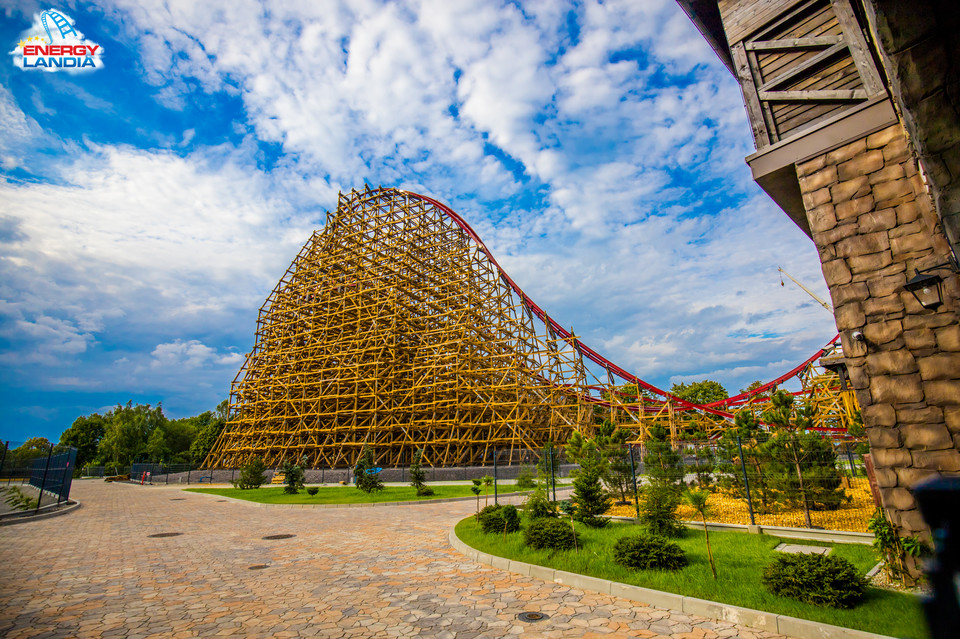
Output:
(186, 483), (532, 504)
(455, 517), (928, 639)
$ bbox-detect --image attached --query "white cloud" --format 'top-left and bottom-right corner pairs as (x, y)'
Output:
(149, 339), (242, 369)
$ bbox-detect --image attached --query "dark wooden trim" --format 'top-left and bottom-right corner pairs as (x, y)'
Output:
(746, 35), (843, 51)
(731, 42), (770, 148)
(830, 0), (885, 96)
(758, 89), (867, 101)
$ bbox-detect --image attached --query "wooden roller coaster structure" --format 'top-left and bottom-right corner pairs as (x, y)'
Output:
(204, 187), (860, 469)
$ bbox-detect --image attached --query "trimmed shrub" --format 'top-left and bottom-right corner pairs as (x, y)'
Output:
(479, 504), (521, 534)
(613, 532), (688, 570)
(306, 486), (319, 496)
(523, 517), (578, 551)
(762, 553), (866, 608)
(235, 457), (267, 490)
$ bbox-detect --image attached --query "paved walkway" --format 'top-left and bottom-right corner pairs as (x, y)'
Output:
(0, 481), (791, 639)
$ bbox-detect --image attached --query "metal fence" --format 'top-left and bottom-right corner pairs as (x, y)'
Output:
(80, 445), (573, 488)
(30, 447), (78, 506)
(604, 436), (875, 533)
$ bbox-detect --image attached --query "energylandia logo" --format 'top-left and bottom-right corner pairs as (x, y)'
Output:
(10, 9), (103, 72)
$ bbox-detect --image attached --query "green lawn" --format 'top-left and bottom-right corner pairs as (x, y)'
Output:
(185, 483), (534, 504)
(455, 517), (929, 639)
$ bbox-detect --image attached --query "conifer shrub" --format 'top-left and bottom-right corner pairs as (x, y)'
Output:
(523, 517), (578, 550)
(515, 468), (536, 490)
(523, 491), (558, 520)
(280, 458), (305, 494)
(612, 532), (687, 570)
(235, 457), (267, 490)
(354, 446), (384, 493)
(478, 504), (521, 534)
(306, 486), (319, 496)
(762, 553), (866, 608)
(409, 448), (434, 496)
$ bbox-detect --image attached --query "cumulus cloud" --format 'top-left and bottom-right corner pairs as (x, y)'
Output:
(149, 339), (242, 369)
(1, 0), (841, 439)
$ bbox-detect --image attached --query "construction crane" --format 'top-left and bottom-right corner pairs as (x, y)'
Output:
(778, 267), (832, 312)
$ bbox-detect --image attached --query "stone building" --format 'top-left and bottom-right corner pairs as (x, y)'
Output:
(677, 0), (960, 541)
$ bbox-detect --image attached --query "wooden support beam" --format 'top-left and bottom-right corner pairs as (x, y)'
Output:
(758, 89), (868, 101)
(746, 35), (844, 51)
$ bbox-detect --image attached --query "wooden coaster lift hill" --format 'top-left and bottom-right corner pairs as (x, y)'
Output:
(205, 187), (859, 469)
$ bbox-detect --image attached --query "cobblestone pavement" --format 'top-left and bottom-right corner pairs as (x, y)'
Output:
(0, 481), (791, 638)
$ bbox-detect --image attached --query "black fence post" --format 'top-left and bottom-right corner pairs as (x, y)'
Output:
(736, 435), (756, 526)
(846, 444), (857, 476)
(628, 444), (640, 520)
(0, 441), (8, 480)
(35, 444), (54, 513)
(551, 445), (557, 502)
(58, 452), (71, 504)
(493, 449), (498, 505)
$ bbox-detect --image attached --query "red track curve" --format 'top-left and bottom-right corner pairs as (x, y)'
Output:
(401, 189), (838, 421)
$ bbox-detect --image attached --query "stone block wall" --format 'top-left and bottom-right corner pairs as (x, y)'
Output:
(863, 0), (960, 257)
(796, 122), (960, 538)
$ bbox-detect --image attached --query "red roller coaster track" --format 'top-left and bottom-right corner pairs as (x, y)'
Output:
(404, 189), (840, 422)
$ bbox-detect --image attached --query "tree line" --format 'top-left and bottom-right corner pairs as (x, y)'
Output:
(4, 400), (228, 470)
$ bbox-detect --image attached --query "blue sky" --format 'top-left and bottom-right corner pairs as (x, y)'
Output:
(0, 0), (837, 444)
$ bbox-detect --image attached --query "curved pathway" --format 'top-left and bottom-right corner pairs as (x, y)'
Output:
(0, 482), (790, 638)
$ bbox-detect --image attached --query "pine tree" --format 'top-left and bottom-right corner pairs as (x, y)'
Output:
(640, 424), (684, 537)
(409, 448), (433, 496)
(762, 391), (847, 526)
(567, 434), (610, 528)
(353, 445), (384, 493)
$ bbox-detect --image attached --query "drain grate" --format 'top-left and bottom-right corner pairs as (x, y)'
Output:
(216, 499), (228, 502)
(170, 498), (186, 501)
(148, 532), (183, 538)
(517, 612), (548, 623)
(248, 564), (269, 570)
(262, 534), (296, 540)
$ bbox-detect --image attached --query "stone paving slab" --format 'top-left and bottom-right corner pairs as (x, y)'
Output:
(774, 543), (832, 556)
(0, 482), (793, 638)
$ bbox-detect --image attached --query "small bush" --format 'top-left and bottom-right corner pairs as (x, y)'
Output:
(235, 457), (267, 490)
(639, 484), (684, 537)
(613, 532), (688, 570)
(515, 468), (536, 490)
(523, 517), (578, 550)
(479, 504), (521, 534)
(306, 486), (319, 496)
(523, 490), (558, 520)
(762, 553), (866, 608)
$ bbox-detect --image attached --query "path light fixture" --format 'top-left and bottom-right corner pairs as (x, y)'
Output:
(903, 260), (958, 311)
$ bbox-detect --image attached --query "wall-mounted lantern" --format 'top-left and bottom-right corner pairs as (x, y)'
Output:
(903, 259), (959, 311)
(904, 270), (945, 310)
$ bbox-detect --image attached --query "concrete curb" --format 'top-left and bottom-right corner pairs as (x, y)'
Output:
(0, 500), (81, 526)
(188, 486), (573, 509)
(448, 525), (896, 639)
